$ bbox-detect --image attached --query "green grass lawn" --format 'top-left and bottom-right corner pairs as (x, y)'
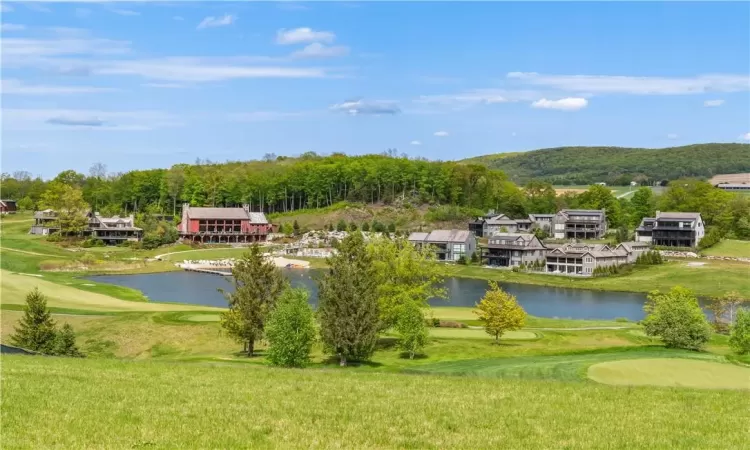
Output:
(702, 239), (750, 258)
(3, 355), (749, 448)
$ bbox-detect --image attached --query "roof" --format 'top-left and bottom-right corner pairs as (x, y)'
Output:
(617, 241), (650, 252)
(488, 233), (544, 248)
(185, 206), (268, 223)
(561, 209), (605, 216)
(515, 219), (533, 224)
(709, 173), (750, 185)
(636, 217), (656, 231)
(550, 243), (627, 258)
(410, 229), (472, 243)
(485, 214), (518, 225)
(656, 212), (701, 220)
(716, 183), (750, 189)
(529, 214), (554, 220)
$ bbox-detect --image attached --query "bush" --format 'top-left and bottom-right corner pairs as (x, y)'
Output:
(698, 227), (724, 250)
(387, 223), (396, 233)
(53, 324), (84, 357)
(81, 238), (105, 248)
(371, 221), (386, 233)
(614, 317), (630, 323)
(642, 286), (712, 351)
(361, 222), (371, 232)
(729, 309), (750, 355)
(142, 233), (163, 250)
(436, 320), (467, 329)
(396, 303), (428, 359)
(265, 288), (317, 368)
(456, 255), (467, 265)
(470, 251), (480, 265)
(46, 234), (63, 243)
(336, 219), (348, 232)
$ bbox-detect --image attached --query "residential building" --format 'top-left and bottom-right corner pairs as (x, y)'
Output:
(647, 211), (705, 248)
(615, 241), (652, 263)
(178, 204), (271, 244)
(716, 183), (750, 192)
(635, 217), (656, 243)
(528, 214), (555, 232)
(0, 200), (17, 214)
(484, 233), (546, 267)
(515, 218), (533, 232)
(29, 210), (142, 244)
(484, 214), (521, 236)
(545, 243), (628, 276)
(88, 213), (142, 245)
(408, 229), (476, 262)
(552, 209), (607, 240)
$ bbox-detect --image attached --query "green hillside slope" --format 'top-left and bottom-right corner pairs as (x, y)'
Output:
(462, 143), (750, 185)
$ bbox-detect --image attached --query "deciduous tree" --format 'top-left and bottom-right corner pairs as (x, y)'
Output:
(39, 182), (89, 235)
(729, 309), (750, 355)
(265, 288), (316, 367)
(474, 281), (527, 342)
(642, 286), (712, 350)
(395, 302), (428, 359)
(318, 232), (380, 366)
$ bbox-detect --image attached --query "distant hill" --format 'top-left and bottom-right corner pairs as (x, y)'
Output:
(461, 144), (750, 185)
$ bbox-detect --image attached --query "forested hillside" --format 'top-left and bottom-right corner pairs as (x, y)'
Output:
(462, 144), (750, 185)
(1, 153), (525, 216)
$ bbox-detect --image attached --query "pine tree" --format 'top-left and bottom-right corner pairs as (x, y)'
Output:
(11, 288), (58, 353)
(318, 232), (380, 366)
(54, 324), (84, 357)
(292, 220), (300, 235)
(220, 245), (288, 356)
(336, 219), (348, 232)
(361, 222), (371, 232)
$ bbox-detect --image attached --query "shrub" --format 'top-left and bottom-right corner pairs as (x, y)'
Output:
(265, 288), (317, 368)
(614, 317), (630, 323)
(396, 303), (428, 359)
(349, 222), (358, 232)
(81, 238), (105, 248)
(470, 251), (480, 265)
(142, 234), (163, 250)
(336, 219), (348, 232)
(456, 255), (467, 265)
(729, 309), (750, 355)
(46, 234), (63, 243)
(361, 222), (371, 232)
(437, 320), (467, 329)
(53, 324), (84, 357)
(387, 223), (396, 233)
(642, 286), (712, 351)
(371, 221), (386, 233)
(698, 227), (724, 250)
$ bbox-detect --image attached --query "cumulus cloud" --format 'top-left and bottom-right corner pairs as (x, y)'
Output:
(508, 72), (750, 95)
(434, 131), (449, 137)
(1, 23), (26, 31)
(410, 140), (422, 146)
(741, 132), (750, 141)
(667, 133), (678, 139)
(291, 42), (349, 58)
(703, 99), (724, 107)
(276, 27), (335, 45)
(531, 97), (588, 111)
(330, 99), (400, 116)
(197, 14), (235, 30)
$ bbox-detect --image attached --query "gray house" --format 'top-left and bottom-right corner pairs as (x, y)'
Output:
(484, 233), (546, 267)
(545, 243), (628, 276)
(408, 229), (476, 262)
(616, 241), (652, 263)
(528, 214), (555, 232)
(552, 209), (608, 240)
(636, 212), (704, 248)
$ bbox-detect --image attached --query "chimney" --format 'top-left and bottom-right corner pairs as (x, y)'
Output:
(655, 210), (661, 217)
(242, 204), (250, 212)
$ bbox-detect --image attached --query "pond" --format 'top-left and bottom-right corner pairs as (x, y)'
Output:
(89, 269), (650, 321)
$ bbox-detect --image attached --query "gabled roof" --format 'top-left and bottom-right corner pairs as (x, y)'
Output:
(184, 206), (268, 223)
(529, 214), (555, 220)
(485, 214), (517, 225)
(408, 232), (429, 242)
(656, 212), (701, 220)
(560, 209), (605, 217)
(410, 230), (472, 243)
(488, 233), (545, 249)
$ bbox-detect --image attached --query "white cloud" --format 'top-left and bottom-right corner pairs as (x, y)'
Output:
(276, 27), (335, 45)
(741, 132), (750, 141)
(1, 79), (117, 95)
(1, 37), (132, 56)
(25, 3), (51, 13)
(3, 108), (182, 131)
(416, 89), (540, 108)
(112, 9), (140, 17)
(508, 72), (750, 95)
(703, 99), (724, 107)
(531, 97), (588, 111)
(434, 131), (449, 137)
(667, 133), (678, 139)
(197, 14), (235, 30)
(291, 42), (349, 59)
(330, 99), (400, 116)
(1, 4), (13, 12)
(1, 23), (26, 31)
(410, 140), (422, 146)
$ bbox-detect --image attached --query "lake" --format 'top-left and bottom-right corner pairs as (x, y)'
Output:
(89, 269), (650, 321)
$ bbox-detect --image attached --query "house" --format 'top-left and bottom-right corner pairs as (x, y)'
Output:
(528, 214), (555, 232)
(178, 204), (271, 244)
(645, 211), (705, 248)
(408, 229), (476, 262)
(0, 200), (17, 214)
(615, 241), (651, 263)
(29, 209), (142, 244)
(635, 217), (656, 243)
(87, 213), (142, 245)
(484, 233), (546, 267)
(545, 243), (628, 276)
(552, 209), (607, 240)
(484, 214), (521, 236)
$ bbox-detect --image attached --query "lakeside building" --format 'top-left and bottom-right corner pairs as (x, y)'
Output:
(408, 229), (476, 262)
(484, 233), (546, 267)
(545, 243), (628, 276)
(178, 204), (271, 244)
(470, 212), (551, 237)
(715, 183), (750, 192)
(551, 209), (608, 240)
(0, 200), (17, 214)
(29, 210), (142, 244)
(636, 211), (704, 248)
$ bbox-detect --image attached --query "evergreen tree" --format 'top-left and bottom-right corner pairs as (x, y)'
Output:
(361, 221), (371, 232)
(11, 288), (57, 353)
(387, 223), (396, 233)
(54, 324), (84, 357)
(220, 245), (288, 356)
(474, 281), (527, 342)
(349, 222), (358, 232)
(318, 232), (380, 366)
(327, 223), (334, 232)
(265, 288), (316, 367)
(293, 220), (300, 235)
(336, 219), (348, 232)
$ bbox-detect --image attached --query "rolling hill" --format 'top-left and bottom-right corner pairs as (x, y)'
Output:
(462, 143), (750, 185)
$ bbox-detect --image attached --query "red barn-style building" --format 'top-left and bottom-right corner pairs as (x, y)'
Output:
(177, 204), (271, 243)
(0, 200), (17, 214)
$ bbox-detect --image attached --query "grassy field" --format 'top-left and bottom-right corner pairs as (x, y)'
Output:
(702, 239), (750, 258)
(3, 355), (749, 449)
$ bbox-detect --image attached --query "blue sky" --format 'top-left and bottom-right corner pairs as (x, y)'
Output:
(2, 1), (749, 178)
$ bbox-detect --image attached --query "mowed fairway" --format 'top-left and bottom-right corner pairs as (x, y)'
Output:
(702, 239), (750, 258)
(3, 356), (749, 449)
(587, 359), (750, 390)
(0, 270), (220, 312)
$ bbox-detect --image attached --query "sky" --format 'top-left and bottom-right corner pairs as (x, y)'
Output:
(1, 1), (749, 178)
